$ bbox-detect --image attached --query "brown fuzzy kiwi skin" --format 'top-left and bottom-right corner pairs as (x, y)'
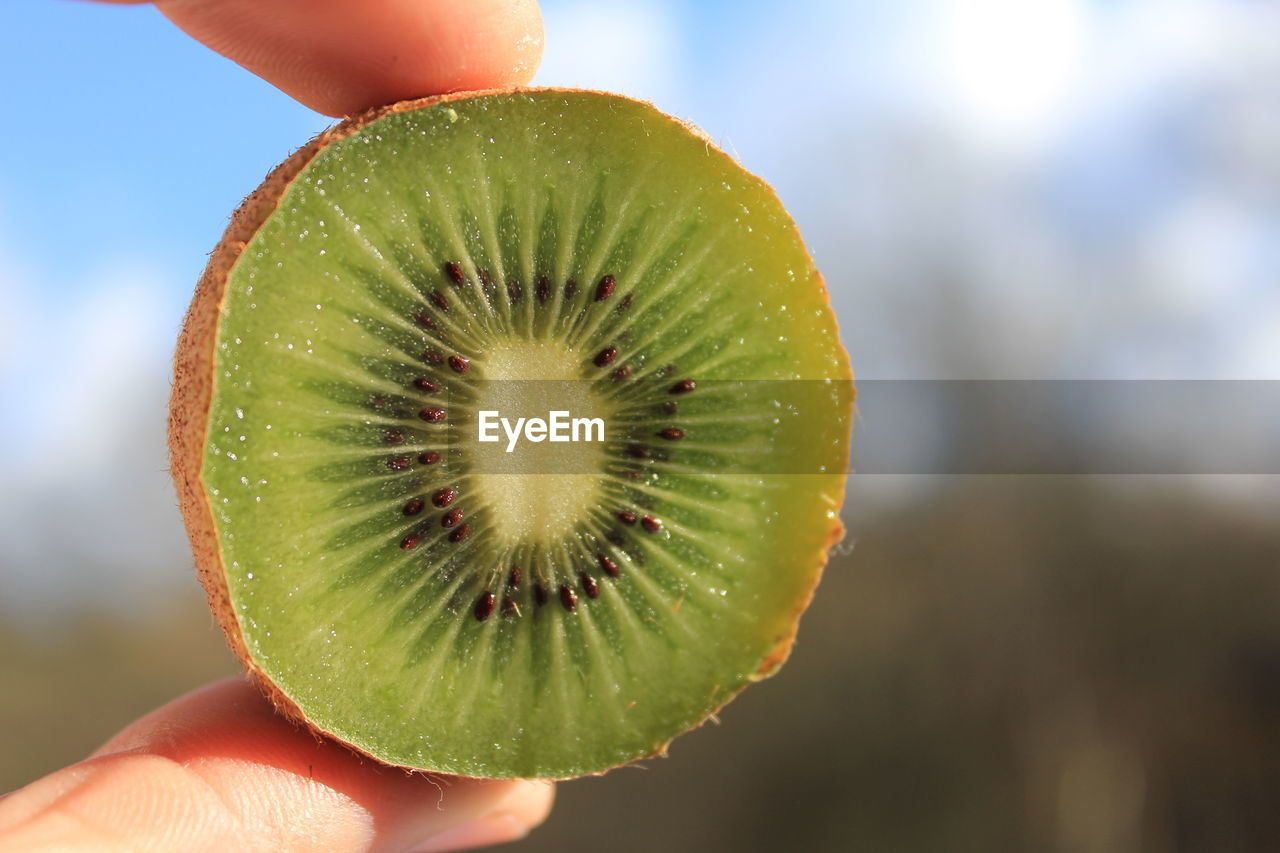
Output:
(168, 87), (853, 780)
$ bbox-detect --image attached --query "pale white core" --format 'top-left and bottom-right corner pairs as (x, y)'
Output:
(468, 339), (612, 547)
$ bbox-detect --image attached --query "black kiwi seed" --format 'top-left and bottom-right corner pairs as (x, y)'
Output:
(444, 261), (465, 285)
(534, 581), (549, 606)
(641, 515), (663, 534)
(617, 511), (637, 525)
(658, 428), (685, 441)
(619, 293), (634, 311)
(594, 346), (618, 367)
(670, 379), (696, 394)
(564, 279), (577, 299)
(414, 378), (440, 393)
(508, 566), (522, 588)
(611, 364), (632, 381)
(441, 507), (464, 528)
(536, 275), (551, 302)
(559, 584), (578, 612)
(432, 487), (456, 508)
(626, 444), (650, 459)
(387, 456), (412, 471)
(598, 554), (620, 577)
(501, 595), (518, 617)
(507, 279), (522, 302)
(419, 451), (441, 465)
(422, 349), (443, 365)
(448, 355), (469, 374)
(430, 289), (449, 311)
(403, 498), (425, 516)
(419, 408), (447, 422)
(400, 532), (421, 550)
(449, 524), (471, 543)
(413, 312), (436, 330)
(479, 269), (494, 293)
(595, 274), (616, 301)
(474, 591), (495, 622)
(661, 401), (678, 415)
(581, 572), (600, 599)
(384, 429), (406, 444)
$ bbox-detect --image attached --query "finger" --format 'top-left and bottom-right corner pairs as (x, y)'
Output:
(0, 677), (555, 853)
(148, 0), (544, 116)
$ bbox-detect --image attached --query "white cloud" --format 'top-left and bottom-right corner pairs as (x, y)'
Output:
(0, 234), (38, 382)
(3, 270), (172, 470)
(914, 0), (1092, 150)
(0, 219), (192, 618)
(534, 0), (685, 106)
(1138, 193), (1258, 313)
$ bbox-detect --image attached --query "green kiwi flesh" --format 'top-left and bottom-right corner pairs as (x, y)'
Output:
(171, 89), (852, 779)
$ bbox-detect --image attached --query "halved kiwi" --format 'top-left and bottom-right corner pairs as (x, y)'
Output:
(170, 89), (852, 779)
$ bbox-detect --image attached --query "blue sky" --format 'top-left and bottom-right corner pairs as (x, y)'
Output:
(1, 0), (1278, 613)
(1, 1), (326, 293)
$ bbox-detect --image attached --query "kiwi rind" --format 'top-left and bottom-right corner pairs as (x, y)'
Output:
(169, 87), (852, 779)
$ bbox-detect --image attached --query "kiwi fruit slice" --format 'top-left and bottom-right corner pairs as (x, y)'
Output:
(170, 89), (852, 779)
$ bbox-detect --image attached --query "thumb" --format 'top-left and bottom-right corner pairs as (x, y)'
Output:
(151, 0), (544, 116)
(0, 677), (554, 853)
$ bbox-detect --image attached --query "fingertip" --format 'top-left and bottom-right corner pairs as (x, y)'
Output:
(485, 0), (546, 88)
(76, 676), (557, 852)
(155, 0), (545, 116)
(496, 779), (557, 834)
(407, 780), (555, 853)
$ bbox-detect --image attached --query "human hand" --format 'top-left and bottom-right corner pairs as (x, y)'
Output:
(0, 678), (554, 851)
(0, 2), (551, 851)
(100, 0), (545, 117)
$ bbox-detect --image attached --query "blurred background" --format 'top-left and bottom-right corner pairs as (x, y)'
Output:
(2, 0), (1279, 850)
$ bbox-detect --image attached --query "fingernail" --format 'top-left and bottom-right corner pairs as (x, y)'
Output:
(407, 811), (530, 853)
